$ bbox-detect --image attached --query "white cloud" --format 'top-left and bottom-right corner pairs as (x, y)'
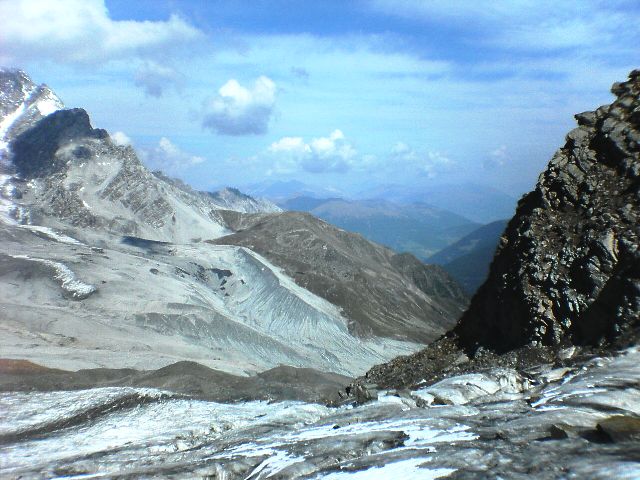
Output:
(484, 145), (509, 169)
(390, 142), (453, 177)
(202, 76), (277, 136)
(111, 131), (132, 146)
(0, 0), (205, 66)
(368, 0), (640, 52)
(139, 137), (204, 175)
(134, 62), (183, 98)
(268, 130), (357, 173)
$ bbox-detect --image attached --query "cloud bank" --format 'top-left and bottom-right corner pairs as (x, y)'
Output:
(111, 131), (132, 146)
(134, 62), (184, 98)
(203, 76), (277, 136)
(390, 142), (453, 177)
(268, 130), (357, 173)
(0, 0), (204, 66)
(140, 137), (204, 175)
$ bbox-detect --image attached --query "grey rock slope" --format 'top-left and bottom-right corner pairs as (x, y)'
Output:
(428, 219), (508, 294)
(280, 196), (479, 259)
(352, 69), (640, 391)
(154, 173), (281, 215)
(212, 211), (468, 343)
(0, 359), (350, 404)
(0, 70), (464, 377)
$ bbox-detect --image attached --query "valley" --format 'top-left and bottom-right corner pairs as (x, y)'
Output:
(0, 52), (639, 480)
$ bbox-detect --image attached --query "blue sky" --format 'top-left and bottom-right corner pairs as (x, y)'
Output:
(1, 0), (639, 197)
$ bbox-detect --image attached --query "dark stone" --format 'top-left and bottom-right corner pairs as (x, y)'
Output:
(597, 415), (640, 442)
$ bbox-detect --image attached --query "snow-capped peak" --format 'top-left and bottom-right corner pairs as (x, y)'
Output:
(0, 69), (64, 165)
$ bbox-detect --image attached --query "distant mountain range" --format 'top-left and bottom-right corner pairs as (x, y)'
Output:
(243, 179), (517, 225)
(244, 180), (345, 202)
(428, 220), (508, 294)
(279, 196), (480, 260)
(357, 182), (518, 224)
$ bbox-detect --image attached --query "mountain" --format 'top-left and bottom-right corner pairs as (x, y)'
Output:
(454, 71), (640, 352)
(152, 173), (281, 215)
(244, 179), (345, 202)
(279, 196), (480, 259)
(359, 182), (517, 223)
(212, 211), (468, 342)
(352, 69), (640, 391)
(0, 69), (63, 162)
(0, 69), (467, 378)
(3, 68), (640, 480)
(428, 219), (508, 294)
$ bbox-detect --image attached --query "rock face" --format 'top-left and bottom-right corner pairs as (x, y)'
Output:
(348, 70), (640, 392)
(454, 70), (640, 352)
(12, 108), (109, 178)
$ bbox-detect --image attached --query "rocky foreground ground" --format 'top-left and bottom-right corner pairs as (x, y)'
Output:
(1, 346), (639, 479)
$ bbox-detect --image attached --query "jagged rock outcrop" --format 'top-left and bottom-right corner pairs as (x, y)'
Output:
(12, 108), (109, 178)
(349, 69), (640, 392)
(455, 69), (640, 352)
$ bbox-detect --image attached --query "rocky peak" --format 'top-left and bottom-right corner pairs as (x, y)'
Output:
(0, 69), (36, 117)
(454, 69), (640, 352)
(0, 69), (64, 164)
(11, 108), (109, 178)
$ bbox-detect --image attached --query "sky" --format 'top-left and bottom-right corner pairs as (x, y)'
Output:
(0, 0), (639, 198)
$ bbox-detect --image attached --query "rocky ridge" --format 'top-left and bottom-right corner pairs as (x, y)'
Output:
(212, 211), (467, 342)
(352, 69), (640, 392)
(455, 69), (640, 352)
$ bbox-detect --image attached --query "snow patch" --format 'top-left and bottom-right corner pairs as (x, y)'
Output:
(0, 100), (27, 142)
(21, 225), (86, 246)
(10, 254), (96, 299)
(317, 460), (456, 479)
(0, 174), (17, 224)
(35, 95), (61, 117)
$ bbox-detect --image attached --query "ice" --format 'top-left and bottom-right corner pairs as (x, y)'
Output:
(9, 254), (96, 299)
(243, 450), (306, 479)
(283, 418), (475, 445)
(21, 225), (86, 246)
(2, 346), (639, 479)
(411, 368), (528, 406)
(317, 461), (456, 480)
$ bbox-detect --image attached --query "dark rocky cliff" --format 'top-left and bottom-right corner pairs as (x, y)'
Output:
(12, 108), (109, 178)
(455, 70), (639, 353)
(349, 69), (640, 392)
